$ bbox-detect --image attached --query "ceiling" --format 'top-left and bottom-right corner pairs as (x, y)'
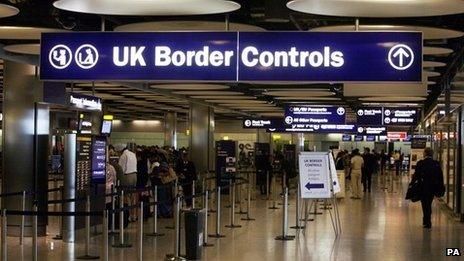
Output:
(1, 0), (464, 121)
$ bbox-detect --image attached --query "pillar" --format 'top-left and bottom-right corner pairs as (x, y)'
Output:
(164, 112), (177, 148)
(189, 103), (214, 172)
(257, 129), (271, 143)
(3, 61), (48, 236)
(292, 133), (304, 153)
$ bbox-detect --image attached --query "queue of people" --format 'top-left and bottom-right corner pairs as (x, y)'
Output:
(106, 144), (197, 222)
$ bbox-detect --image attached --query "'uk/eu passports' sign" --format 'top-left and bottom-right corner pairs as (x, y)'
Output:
(40, 32), (422, 82)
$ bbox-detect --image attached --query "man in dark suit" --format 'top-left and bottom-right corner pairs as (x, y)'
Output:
(362, 148), (377, 193)
(176, 151), (197, 208)
(412, 148), (445, 229)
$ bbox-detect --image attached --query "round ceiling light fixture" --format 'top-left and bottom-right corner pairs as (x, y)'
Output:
(287, 0), (464, 17)
(3, 44), (40, 55)
(53, 0), (240, 16)
(311, 25), (464, 40)
(0, 4), (19, 18)
(0, 26), (65, 40)
(115, 21), (264, 32)
(423, 46), (453, 56)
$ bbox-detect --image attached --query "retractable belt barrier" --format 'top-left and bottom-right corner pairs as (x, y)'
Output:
(0, 177), (253, 261)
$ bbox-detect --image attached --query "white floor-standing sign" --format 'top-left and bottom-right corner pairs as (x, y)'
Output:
(298, 152), (342, 237)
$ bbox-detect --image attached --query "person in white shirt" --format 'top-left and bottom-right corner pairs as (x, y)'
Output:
(350, 149), (364, 199)
(118, 147), (138, 221)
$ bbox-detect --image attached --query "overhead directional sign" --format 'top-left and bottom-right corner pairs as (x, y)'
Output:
(383, 108), (419, 125)
(242, 118), (282, 129)
(285, 106), (346, 125)
(357, 126), (387, 136)
(40, 32), (422, 82)
(357, 107), (383, 125)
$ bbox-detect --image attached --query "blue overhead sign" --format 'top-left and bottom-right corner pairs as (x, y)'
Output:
(356, 107), (383, 125)
(383, 108), (419, 125)
(40, 32), (422, 82)
(285, 106), (346, 125)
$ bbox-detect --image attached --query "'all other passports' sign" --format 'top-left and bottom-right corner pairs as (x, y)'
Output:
(40, 32), (422, 82)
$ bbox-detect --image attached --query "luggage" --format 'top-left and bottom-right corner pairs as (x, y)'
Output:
(405, 179), (422, 202)
(106, 202), (129, 229)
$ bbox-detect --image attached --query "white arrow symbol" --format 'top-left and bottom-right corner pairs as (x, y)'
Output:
(388, 44), (414, 71)
(393, 48), (410, 67)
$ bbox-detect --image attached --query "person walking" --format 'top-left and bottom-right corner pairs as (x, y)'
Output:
(362, 148), (377, 193)
(350, 149), (364, 199)
(411, 148), (445, 229)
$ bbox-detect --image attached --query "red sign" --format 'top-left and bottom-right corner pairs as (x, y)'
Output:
(387, 132), (407, 140)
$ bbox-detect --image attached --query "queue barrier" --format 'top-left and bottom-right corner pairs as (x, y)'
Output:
(0, 177), (256, 261)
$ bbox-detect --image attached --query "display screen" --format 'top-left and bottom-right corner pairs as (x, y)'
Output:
(91, 136), (107, 183)
(101, 120), (112, 135)
(354, 135), (364, 141)
(342, 134), (352, 141)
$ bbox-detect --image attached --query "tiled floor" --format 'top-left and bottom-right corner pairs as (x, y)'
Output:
(3, 174), (463, 260)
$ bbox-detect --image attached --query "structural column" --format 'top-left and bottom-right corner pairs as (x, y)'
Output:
(189, 103), (215, 172)
(3, 61), (48, 236)
(292, 133), (305, 154)
(164, 112), (177, 149)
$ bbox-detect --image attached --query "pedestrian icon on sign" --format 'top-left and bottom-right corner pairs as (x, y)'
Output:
(388, 44), (414, 70)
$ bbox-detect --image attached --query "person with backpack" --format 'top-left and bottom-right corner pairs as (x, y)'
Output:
(411, 148), (445, 229)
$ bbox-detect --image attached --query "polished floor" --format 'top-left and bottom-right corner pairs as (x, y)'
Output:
(3, 174), (463, 260)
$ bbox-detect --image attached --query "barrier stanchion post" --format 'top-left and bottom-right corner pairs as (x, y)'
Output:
(53, 186), (63, 240)
(209, 178), (216, 213)
(1, 209), (7, 261)
(192, 180), (196, 209)
(112, 190), (131, 248)
(275, 188), (295, 241)
(146, 186), (164, 237)
(166, 182), (178, 229)
(109, 185), (117, 235)
(241, 180), (255, 221)
(269, 176), (279, 210)
(102, 210), (109, 261)
(32, 204), (38, 261)
(138, 202), (143, 261)
(203, 190), (214, 247)
(166, 196), (182, 260)
(236, 182), (246, 215)
(20, 190), (26, 245)
(266, 172), (270, 200)
(291, 183), (305, 229)
(53, 179), (58, 212)
(208, 187), (225, 238)
(77, 195), (99, 259)
(225, 182), (241, 228)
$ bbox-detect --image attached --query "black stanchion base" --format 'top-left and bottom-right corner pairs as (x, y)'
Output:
(52, 235), (63, 240)
(146, 232), (165, 237)
(76, 255), (100, 260)
(203, 243), (214, 247)
(225, 224), (242, 228)
(275, 235), (295, 241)
(235, 211), (248, 215)
(108, 231), (119, 236)
(320, 207), (332, 210)
(208, 234), (226, 238)
(112, 243), (132, 248)
(209, 209), (216, 213)
(300, 218), (315, 221)
(290, 225), (306, 229)
(225, 205), (231, 208)
(241, 217), (255, 221)
(268, 206), (279, 210)
(309, 212), (323, 215)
